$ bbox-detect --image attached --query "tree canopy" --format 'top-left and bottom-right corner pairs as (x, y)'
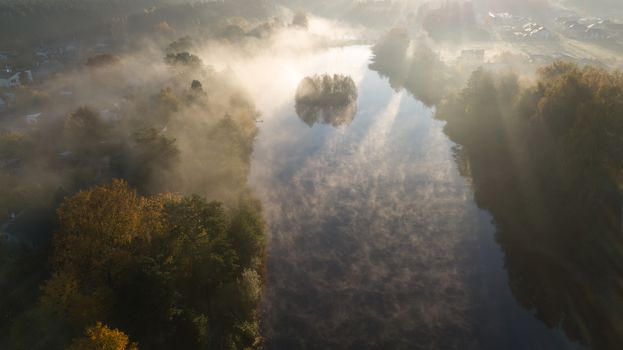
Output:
(11, 180), (266, 349)
(437, 61), (623, 349)
(68, 322), (138, 350)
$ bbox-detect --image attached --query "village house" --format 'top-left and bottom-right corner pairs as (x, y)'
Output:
(557, 16), (622, 41)
(24, 112), (42, 125)
(0, 70), (33, 88)
(488, 12), (552, 41)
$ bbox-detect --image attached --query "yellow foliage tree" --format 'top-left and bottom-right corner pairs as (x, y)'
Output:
(68, 322), (137, 350)
(53, 180), (175, 284)
(42, 180), (178, 328)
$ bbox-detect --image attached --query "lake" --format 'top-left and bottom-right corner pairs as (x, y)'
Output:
(244, 46), (581, 349)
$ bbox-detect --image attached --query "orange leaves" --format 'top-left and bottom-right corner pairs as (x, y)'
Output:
(68, 322), (138, 350)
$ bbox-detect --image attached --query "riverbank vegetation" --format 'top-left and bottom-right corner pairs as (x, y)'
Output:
(369, 23), (623, 348)
(437, 61), (623, 349)
(1, 26), (266, 349)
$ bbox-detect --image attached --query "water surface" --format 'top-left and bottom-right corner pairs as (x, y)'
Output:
(246, 46), (580, 349)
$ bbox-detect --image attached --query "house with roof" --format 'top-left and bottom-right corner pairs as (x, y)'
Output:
(24, 112), (42, 125)
(0, 70), (33, 88)
(0, 71), (19, 88)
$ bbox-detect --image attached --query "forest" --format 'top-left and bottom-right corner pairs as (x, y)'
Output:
(0, 0), (274, 50)
(436, 62), (623, 349)
(0, 21), (267, 350)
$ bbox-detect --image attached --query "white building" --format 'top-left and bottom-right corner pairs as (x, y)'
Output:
(0, 70), (33, 88)
(24, 112), (42, 125)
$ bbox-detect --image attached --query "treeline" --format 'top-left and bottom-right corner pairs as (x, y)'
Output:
(1, 43), (265, 348)
(164, 14), (303, 54)
(275, 0), (413, 29)
(416, 1), (489, 43)
(0, 0), (168, 48)
(437, 62), (623, 349)
(0, 0), (275, 49)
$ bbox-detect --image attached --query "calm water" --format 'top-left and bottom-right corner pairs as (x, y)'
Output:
(245, 46), (581, 349)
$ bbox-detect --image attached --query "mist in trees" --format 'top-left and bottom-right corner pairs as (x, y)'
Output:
(417, 1), (489, 43)
(292, 11), (310, 28)
(0, 0), (276, 49)
(294, 74), (358, 127)
(0, 11), (269, 348)
(369, 28), (457, 107)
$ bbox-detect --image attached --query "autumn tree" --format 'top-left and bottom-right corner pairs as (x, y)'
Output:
(69, 322), (137, 350)
(36, 180), (264, 349)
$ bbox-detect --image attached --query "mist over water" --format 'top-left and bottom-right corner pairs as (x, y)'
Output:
(235, 46), (580, 349)
(3, 0), (623, 348)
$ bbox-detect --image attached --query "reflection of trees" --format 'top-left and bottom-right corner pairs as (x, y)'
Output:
(369, 28), (454, 107)
(437, 63), (623, 349)
(369, 28), (410, 90)
(294, 74), (358, 127)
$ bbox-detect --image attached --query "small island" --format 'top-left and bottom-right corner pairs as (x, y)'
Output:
(294, 74), (358, 127)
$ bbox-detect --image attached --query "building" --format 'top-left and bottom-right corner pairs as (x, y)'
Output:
(0, 70), (33, 88)
(24, 112), (42, 125)
(0, 71), (19, 88)
(586, 26), (611, 40)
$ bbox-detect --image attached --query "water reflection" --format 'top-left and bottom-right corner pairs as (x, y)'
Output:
(368, 28), (454, 107)
(244, 46), (580, 349)
(294, 74), (358, 127)
(439, 66), (623, 348)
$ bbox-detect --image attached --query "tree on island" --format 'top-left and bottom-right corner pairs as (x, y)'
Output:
(294, 74), (358, 127)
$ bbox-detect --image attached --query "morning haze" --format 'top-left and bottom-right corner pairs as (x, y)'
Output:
(1, 0), (622, 349)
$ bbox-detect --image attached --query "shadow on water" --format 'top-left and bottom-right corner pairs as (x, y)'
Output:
(249, 46), (582, 349)
(437, 65), (623, 349)
(368, 31), (621, 348)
